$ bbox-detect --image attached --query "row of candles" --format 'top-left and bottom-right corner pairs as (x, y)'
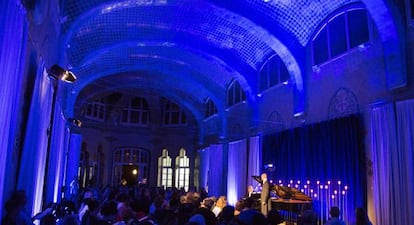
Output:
(269, 179), (350, 224)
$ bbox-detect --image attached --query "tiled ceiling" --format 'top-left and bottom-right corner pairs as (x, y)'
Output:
(58, 0), (370, 122)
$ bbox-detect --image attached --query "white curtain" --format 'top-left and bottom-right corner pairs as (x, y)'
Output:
(18, 67), (54, 216)
(227, 139), (247, 205)
(0, 1), (27, 219)
(247, 136), (261, 188)
(370, 100), (414, 225)
(46, 110), (67, 203)
(207, 144), (224, 197)
(394, 100), (414, 225)
(198, 148), (210, 191)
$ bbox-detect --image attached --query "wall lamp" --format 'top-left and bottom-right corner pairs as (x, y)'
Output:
(47, 64), (77, 83)
(67, 118), (82, 128)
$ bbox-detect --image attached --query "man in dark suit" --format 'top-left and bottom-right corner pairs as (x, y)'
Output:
(260, 172), (271, 216)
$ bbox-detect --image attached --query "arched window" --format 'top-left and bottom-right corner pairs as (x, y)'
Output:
(258, 54), (290, 93)
(84, 97), (106, 121)
(312, 7), (371, 66)
(226, 80), (246, 107)
(121, 97), (150, 126)
(157, 149), (173, 188)
(175, 148), (190, 191)
(163, 99), (187, 126)
(205, 98), (218, 118)
(112, 147), (149, 186)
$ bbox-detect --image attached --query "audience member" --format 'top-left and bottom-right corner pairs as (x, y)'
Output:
(217, 206), (237, 225)
(297, 203), (317, 225)
(2, 190), (34, 225)
(266, 209), (283, 225)
(212, 196), (227, 217)
(193, 198), (217, 225)
(324, 207), (345, 225)
(188, 214), (206, 225)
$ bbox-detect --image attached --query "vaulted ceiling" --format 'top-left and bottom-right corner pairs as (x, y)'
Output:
(46, 0), (397, 132)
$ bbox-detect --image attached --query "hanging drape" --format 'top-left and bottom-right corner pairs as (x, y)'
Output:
(247, 136), (261, 188)
(18, 67), (54, 216)
(394, 100), (414, 225)
(46, 109), (67, 203)
(207, 144), (224, 197)
(0, 1), (28, 219)
(227, 139), (247, 205)
(198, 148), (210, 191)
(262, 114), (366, 223)
(371, 100), (414, 225)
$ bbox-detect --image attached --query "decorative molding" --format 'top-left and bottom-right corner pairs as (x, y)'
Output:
(328, 87), (359, 119)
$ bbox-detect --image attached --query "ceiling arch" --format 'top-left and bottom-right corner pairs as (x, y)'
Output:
(61, 0), (304, 94)
(62, 43), (259, 113)
(73, 72), (207, 127)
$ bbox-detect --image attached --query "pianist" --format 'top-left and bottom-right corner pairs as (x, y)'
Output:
(246, 185), (254, 198)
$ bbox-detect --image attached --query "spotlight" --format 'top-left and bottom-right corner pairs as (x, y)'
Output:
(68, 118), (82, 128)
(48, 65), (77, 83)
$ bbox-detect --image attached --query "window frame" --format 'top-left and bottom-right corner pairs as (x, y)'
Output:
(311, 6), (372, 67)
(258, 54), (290, 94)
(226, 80), (246, 108)
(84, 97), (106, 121)
(175, 148), (190, 191)
(204, 98), (218, 118)
(121, 97), (150, 126)
(157, 149), (173, 188)
(162, 100), (188, 126)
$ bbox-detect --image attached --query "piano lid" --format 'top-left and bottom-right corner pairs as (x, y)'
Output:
(251, 176), (312, 201)
(252, 175), (262, 185)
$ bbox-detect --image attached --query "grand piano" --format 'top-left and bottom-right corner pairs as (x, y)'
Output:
(252, 176), (312, 222)
(252, 176), (312, 201)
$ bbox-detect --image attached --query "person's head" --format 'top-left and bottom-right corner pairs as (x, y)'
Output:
(11, 190), (28, 207)
(188, 214), (206, 225)
(247, 185), (253, 193)
(267, 209), (283, 225)
(219, 205), (235, 222)
(235, 199), (245, 213)
(58, 215), (79, 225)
(261, 173), (267, 181)
(202, 197), (215, 210)
(330, 206), (340, 218)
(216, 196), (227, 209)
(252, 212), (266, 225)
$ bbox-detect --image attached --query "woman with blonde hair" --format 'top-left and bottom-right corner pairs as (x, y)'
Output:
(212, 196), (227, 217)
